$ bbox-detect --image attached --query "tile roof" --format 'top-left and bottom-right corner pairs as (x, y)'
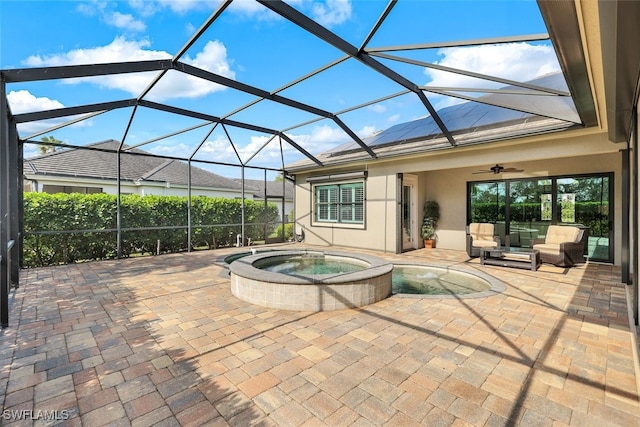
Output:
(23, 140), (243, 191)
(236, 179), (294, 199)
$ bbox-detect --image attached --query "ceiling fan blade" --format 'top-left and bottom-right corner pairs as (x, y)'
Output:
(472, 165), (524, 174)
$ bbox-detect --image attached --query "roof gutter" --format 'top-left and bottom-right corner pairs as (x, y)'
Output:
(597, 0), (640, 143)
(537, 0), (597, 129)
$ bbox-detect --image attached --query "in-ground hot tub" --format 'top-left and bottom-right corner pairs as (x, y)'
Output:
(229, 250), (393, 311)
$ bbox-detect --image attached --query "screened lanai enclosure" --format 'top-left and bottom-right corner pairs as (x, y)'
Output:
(1, 0), (635, 327)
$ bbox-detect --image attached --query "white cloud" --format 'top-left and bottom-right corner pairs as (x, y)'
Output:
(197, 133), (287, 166)
(283, 124), (351, 158)
(131, 0), (257, 16)
(106, 11), (147, 32)
(387, 113), (401, 124)
(22, 37), (235, 102)
(7, 90), (64, 114)
(199, 135), (244, 163)
(367, 103), (387, 114)
(23, 36), (169, 67)
(239, 135), (283, 164)
(185, 22), (196, 36)
(191, 123), (350, 167)
(127, 0), (161, 16)
(76, 1), (104, 16)
(155, 0), (220, 14)
(228, 0), (270, 15)
(7, 90), (91, 136)
(135, 0), (284, 20)
(77, 1), (146, 32)
(425, 43), (560, 108)
(357, 125), (376, 139)
(146, 141), (192, 157)
(312, 0), (352, 27)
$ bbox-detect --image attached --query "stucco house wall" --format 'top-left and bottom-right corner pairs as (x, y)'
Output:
(294, 128), (623, 263)
(295, 169), (398, 252)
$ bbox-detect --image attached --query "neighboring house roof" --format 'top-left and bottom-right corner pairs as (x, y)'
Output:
(287, 72), (579, 172)
(236, 179), (294, 200)
(23, 140), (243, 191)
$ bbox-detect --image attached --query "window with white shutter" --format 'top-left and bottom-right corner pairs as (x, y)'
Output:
(314, 181), (364, 224)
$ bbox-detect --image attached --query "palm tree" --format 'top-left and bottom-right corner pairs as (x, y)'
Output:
(38, 136), (63, 155)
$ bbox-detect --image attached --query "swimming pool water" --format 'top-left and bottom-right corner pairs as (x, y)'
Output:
(256, 255), (366, 275)
(392, 265), (491, 295)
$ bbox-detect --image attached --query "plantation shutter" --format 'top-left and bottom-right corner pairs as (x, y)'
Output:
(315, 182), (364, 224)
(329, 186), (338, 221)
(339, 185), (352, 222)
(316, 185), (338, 221)
(355, 184), (364, 222)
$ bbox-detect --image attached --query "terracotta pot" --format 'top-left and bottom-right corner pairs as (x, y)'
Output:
(424, 239), (436, 249)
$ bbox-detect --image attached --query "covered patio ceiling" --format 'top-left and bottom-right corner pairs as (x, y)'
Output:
(1, 0), (597, 175)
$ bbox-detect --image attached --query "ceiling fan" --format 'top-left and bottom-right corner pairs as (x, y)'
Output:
(473, 164), (524, 174)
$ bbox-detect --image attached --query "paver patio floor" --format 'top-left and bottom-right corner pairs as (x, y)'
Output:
(0, 245), (638, 426)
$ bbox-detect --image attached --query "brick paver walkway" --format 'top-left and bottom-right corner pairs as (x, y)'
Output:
(0, 245), (638, 426)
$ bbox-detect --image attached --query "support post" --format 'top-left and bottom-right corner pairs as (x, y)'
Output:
(8, 110), (19, 289)
(281, 172), (285, 241)
(0, 77), (11, 327)
(241, 166), (245, 245)
(622, 148), (630, 283)
(116, 150), (122, 258)
(632, 108), (639, 325)
(263, 169), (268, 242)
(187, 160), (192, 252)
(18, 137), (24, 274)
(396, 173), (403, 254)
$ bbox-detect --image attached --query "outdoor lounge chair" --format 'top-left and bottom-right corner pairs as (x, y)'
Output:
(466, 223), (501, 257)
(530, 225), (587, 267)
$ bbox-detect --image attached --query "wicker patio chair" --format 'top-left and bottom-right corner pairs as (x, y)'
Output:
(466, 223), (501, 257)
(530, 225), (588, 267)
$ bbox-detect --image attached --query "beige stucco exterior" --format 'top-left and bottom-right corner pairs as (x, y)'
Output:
(293, 125), (623, 263)
(290, 1), (629, 263)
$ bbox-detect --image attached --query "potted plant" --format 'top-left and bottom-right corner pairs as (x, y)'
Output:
(421, 200), (440, 248)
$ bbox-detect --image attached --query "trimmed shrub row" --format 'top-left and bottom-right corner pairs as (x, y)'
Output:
(23, 193), (280, 267)
(471, 201), (609, 235)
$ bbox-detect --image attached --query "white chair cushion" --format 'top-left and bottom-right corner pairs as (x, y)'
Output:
(473, 240), (498, 248)
(533, 243), (561, 256)
(545, 226), (580, 245)
(469, 223), (495, 242)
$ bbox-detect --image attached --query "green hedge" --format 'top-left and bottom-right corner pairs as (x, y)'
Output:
(23, 193), (280, 267)
(471, 201), (609, 236)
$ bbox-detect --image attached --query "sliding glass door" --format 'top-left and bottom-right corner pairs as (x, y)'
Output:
(468, 173), (612, 263)
(508, 179), (553, 247)
(556, 176), (611, 261)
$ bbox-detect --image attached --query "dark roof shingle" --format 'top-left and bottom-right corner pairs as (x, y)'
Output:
(24, 140), (243, 191)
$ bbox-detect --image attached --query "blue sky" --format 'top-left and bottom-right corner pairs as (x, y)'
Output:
(1, 0), (559, 179)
